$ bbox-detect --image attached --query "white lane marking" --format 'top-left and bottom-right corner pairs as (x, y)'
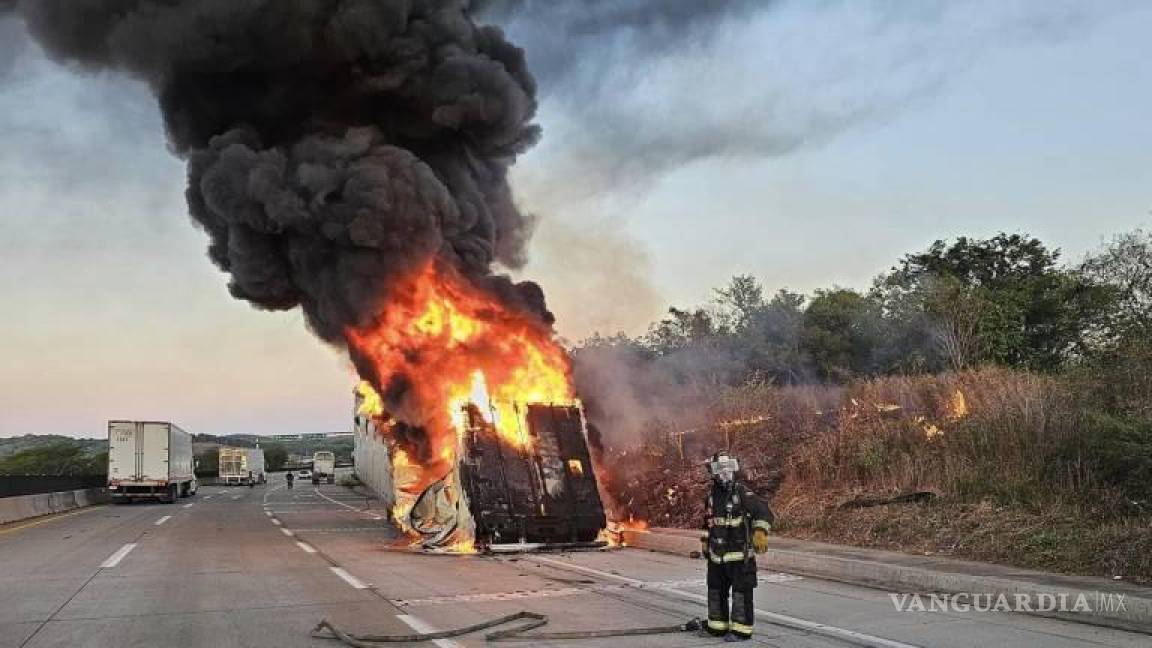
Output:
(272, 519), (282, 526)
(280, 528), (294, 537)
(262, 482), (286, 505)
(296, 542), (317, 554)
(396, 615), (461, 648)
(531, 556), (922, 648)
(100, 543), (138, 568)
(154, 516), (171, 526)
(330, 566), (368, 590)
(312, 486), (383, 520)
(312, 487), (357, 511)
(231, 495), (242, 501)
(182, 503), (194, 509)
(265, 511), (273, 517)
(204, 496), (213, 500)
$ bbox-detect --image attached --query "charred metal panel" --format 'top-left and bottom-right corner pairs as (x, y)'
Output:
(460, 405), (606, 545)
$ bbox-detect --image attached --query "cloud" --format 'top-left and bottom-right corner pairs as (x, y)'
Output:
(489, 0), (1117, 200)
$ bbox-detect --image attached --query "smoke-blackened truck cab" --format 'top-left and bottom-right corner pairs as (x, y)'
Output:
(107, 420), (198, 503)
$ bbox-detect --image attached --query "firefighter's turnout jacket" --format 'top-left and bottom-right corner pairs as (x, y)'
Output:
(704, 481), (773, 565)
(702, 481), (774, 638)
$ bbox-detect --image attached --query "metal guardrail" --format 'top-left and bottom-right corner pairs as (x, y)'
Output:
(0, 475), (106, 498)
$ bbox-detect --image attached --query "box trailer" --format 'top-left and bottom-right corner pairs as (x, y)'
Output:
(312, 451), (336, 485)
(107, 421), (197, 503)
(219, 447), (266, 486)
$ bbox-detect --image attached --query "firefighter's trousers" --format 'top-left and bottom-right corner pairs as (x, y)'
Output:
(706, 558), (757, 638)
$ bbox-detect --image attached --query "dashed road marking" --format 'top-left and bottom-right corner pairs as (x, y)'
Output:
(330, 566), (368, 590)
(272, 519), (282, 526)
(280, 528), (294, 537)
(396, 615), (461, 648)
(182, 503), (194, 509)
(154, 516), (171, 526)
(296, 542), (317, 554)
(100, 543), (137, 568)
(265, 511), (273, 517)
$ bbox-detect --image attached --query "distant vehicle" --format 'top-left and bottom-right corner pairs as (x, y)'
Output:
(296, 468), (312, 481)
(107, 421), (198, 504)
(218, 447), (266, 486)
(312, 451), (336, 485)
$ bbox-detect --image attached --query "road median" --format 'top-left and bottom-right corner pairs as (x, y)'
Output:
(622, 527), (1152, 635)
(0, 487), (109, 526)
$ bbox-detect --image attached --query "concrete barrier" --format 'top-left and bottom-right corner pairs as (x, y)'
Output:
(0, 488), (109, 526)
(622, 527), (1152, 635)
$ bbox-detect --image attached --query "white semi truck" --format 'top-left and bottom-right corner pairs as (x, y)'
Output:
(107, 420), (198, 504)
(312, 451), (336, 485)
(218, 447), (266, 486)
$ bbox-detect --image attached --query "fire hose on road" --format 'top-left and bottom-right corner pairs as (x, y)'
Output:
(312, 612), (703, 645)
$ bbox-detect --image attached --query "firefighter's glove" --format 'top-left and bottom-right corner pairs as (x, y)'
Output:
(752, 528), (769, 554)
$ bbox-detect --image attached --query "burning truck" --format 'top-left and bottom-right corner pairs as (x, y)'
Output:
(349, 264), (608, 551)
(355, 385), (607, 551)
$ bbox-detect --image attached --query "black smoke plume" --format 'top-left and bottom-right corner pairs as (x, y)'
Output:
(6, 0), (547, 344)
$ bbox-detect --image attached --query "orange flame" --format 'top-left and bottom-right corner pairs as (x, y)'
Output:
(347, 263), (575, 544)
(598, 517), (650, 547)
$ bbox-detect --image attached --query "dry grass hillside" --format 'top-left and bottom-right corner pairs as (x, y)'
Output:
(601, 367), (1152, 582)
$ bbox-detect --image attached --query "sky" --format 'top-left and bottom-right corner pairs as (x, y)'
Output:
(1, 1), (1149, 438)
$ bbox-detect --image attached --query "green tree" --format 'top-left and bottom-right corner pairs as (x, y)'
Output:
(876, 233), (1113, 371)
(263, 444), (289, 471)
(644, 307), (719, 355)
(1079, 229), (1152, 343)
(714, 274), (765, 332)
(739, 289), (807, 383)
(0, 441), (104, 476)
(800, 289), (881, 382)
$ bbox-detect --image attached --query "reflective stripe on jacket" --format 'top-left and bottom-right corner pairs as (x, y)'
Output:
(703, 482), (774, 562)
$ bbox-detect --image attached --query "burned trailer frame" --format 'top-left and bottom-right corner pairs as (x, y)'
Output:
(458, 404), (606, 546)
(353, 384), (609, 551)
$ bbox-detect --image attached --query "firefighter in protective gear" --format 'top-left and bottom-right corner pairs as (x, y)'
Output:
(702, 452), (773, 642)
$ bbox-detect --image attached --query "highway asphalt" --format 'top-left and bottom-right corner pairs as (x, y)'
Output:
(0, 472), (1147, 648)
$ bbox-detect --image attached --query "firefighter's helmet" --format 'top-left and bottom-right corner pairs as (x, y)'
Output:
(706, 451), (739, 484)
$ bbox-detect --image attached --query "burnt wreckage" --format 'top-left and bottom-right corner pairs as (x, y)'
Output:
(356, 394), (607, 549)
(460, 404), (606, 546)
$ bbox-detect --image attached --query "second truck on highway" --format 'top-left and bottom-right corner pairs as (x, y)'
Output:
(312, 451), (336, 485)
(107, 420), (198, 503)
(219, 447), (267, 486)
